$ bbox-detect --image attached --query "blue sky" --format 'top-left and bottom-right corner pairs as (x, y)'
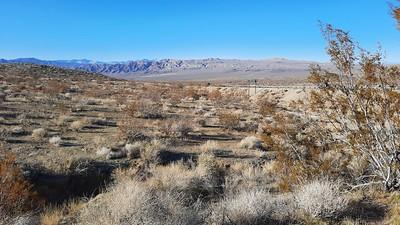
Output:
(0, 0), (399, 62)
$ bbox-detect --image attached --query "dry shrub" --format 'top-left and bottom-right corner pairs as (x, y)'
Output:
(208, 188), (294, 225)
(140, 139), (168, 164)
(385, 194), (400, 224)
(225, 162), (274, 194)
(158, 118), (195, 138)
(125, 100), (164, 119)
(393, 2), (400, 28)
(221, 89), (250, 108)
(117, 118), (147, 143)
(207, 89), (222, 102)
(0, 152), (39, 217)
(218, 111), (241, 130)
(172, 119), (194, 138)
(70, 118), (89, 131)
(294, 179), (349, 219)
(78, 179), (202, 225)
(148, 159), (224, 204)
(261, 112), (352, 192)
(238, 136), (262, 150)
(308, 24), (400, 191)
(200, 140), (221, 155)
(55, 115), (72, 127)
(157, 119), (175, 137)
(258, 97), (278, 117)
(41, 208), (63, 225)
(125, 142), (142, 159)
(183, 87), (201, 100)
(41, 199), (85, 225)
(31, 128), (47, 141)
(49, 136), (62, 147)
(165, 86), (185, 106)
(43, 80), (69, 95)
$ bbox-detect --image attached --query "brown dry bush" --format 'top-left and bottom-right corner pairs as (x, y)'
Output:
(260, 108), (354, 192)
(183, 87), (201, 100)
(217, 89), (250, 108)
(0, 151), (40, 217)
(218, 111), (241, 130)
(165, 87), (185, 106)
(158, 118), (194, 138)
(117, 118), (147, 142)
(125, 100), (164, 119)
(207, 89), (222, 102)
(43, 80), (69, 95)
(258, 97), (278, 117)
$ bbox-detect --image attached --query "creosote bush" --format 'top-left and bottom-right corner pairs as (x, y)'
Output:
(308, 24), (400, 191)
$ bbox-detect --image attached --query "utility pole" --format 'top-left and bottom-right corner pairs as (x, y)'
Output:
(248, 80), (251, 96)
(254, 79), (257, 94)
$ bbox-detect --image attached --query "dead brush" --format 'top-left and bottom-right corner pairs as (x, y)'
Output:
(258, 97), (278, 117)
(207, 89), (222, 102)
(218, 111), (241, 130)
(125, 100), (164, 119)
(42, 80), (69, 96)
(117, 118), (148, 143)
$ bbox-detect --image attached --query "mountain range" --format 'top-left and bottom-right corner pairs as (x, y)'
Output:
(0, 57), (330, 80)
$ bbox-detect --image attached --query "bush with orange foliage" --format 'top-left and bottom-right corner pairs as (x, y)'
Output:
(265, 24), (400, 192)
(392, 1), (400, 28)
(308, 24), (400, 191)
(0, 151), (39, 217)
(261, 111), (352, 192)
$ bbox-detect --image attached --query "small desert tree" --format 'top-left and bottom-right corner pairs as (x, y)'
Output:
(309, 24), (400, 191)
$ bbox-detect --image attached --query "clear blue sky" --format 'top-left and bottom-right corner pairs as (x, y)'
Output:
(1, 0), (399, 62)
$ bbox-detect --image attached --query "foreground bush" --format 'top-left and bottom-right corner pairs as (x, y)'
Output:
(79, 179), (202, 225)
(309, 25), (400, 190)
(0, 152), (39, 220)
(208, 188), (294, 225)
(294, 179), (349, 219)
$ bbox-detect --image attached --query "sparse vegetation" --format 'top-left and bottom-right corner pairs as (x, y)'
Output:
(0, 4), (399, 224)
